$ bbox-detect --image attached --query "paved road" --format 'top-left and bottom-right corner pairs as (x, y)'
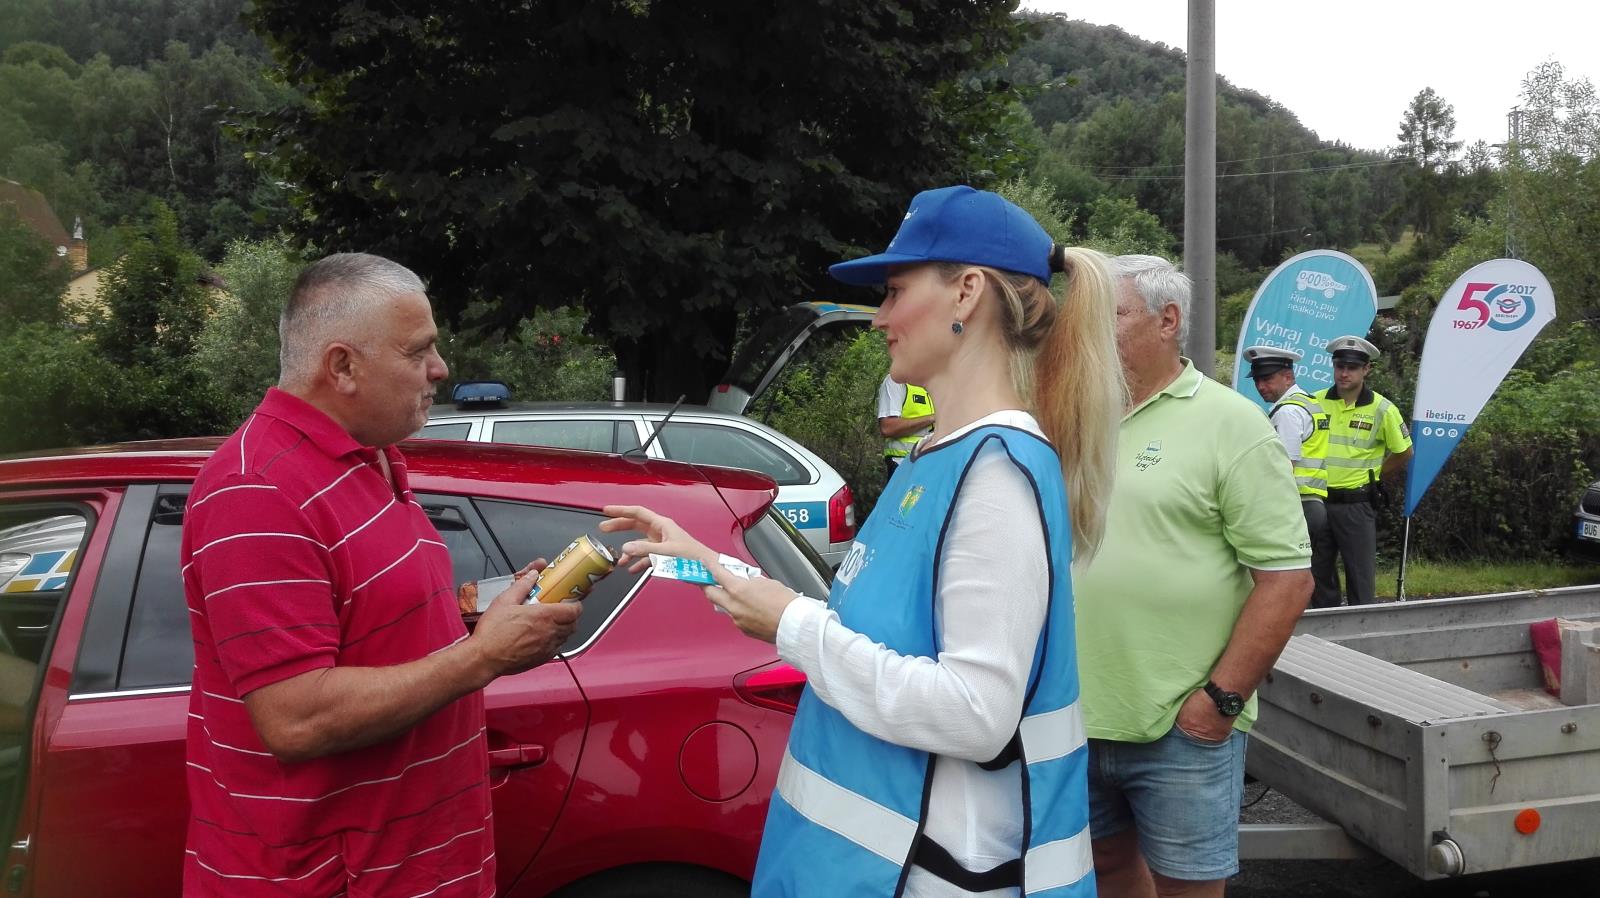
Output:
(1230, 786), (1599, 897)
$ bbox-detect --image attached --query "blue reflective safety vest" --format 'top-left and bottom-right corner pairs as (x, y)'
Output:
(754, 425), (1094, 898)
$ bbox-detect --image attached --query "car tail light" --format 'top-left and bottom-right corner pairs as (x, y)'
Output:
(735, 663), (807, 715)
(715, 383), (731, 393)
(828, 484), (855, 544)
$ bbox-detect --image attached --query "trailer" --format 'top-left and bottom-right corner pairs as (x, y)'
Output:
(1244, 585), (1600, 879)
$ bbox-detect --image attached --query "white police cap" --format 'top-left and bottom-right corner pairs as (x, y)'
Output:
(1328, 335), (1380, 362)
(1242, 344), (1303, 378)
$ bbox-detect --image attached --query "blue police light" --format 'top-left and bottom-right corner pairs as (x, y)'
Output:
(450, 381), (511, 408)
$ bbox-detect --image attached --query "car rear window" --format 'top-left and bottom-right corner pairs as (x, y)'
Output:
(473, 499), (647, 652)
(419, 421), (474, 440)
(489, 419), (638, 454)
(743, 511), (832, 599)
(654, 421), (810, 486)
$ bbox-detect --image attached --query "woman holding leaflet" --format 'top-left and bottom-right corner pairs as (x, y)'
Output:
(604, 185), (1122, 898)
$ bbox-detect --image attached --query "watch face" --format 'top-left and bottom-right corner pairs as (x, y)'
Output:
(1204, 681), (1245, 717)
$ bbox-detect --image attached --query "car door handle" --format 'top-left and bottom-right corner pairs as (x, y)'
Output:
(488, 744), (547, 769)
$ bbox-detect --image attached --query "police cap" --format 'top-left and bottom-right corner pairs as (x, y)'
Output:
(1328, 335), (1380, 364)
(1242, 344), (1303, 379)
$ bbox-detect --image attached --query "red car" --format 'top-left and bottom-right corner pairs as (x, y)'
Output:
(0, 438), (824, 897)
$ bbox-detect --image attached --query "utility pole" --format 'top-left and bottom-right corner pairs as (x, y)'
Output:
(1504, 106), (1523, 259)
(1185, 0), (1217, 375)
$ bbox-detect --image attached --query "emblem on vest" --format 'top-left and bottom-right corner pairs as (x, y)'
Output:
(1135, 440), (1163, 471)
(898, 485), (924, 517)
(1351, 419), (1374, 432)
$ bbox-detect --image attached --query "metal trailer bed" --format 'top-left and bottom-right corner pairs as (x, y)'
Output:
(1246, 585), (1600, 879)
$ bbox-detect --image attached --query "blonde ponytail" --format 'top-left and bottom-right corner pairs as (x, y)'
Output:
(938, 247), (1125, 561)
(1033, 247), (1125, 562)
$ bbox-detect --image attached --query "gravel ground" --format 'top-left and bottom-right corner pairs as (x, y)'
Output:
(1229, 784), (1600, 897)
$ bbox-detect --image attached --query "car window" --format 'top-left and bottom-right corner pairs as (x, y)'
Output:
(491, 419), (627, 454)
(419, 421), (474, 440)
(474, 499), (645, 652)
(117, 493), (509, 691)
(0, 505), (87, 665)
(654, 421), (810, 486)
(419, 498), (507, 587)
(743, 511), (832, 598)
(613, 421), (642, 454)
(120, 493), (194, 689)
(0, 501), (87, 871)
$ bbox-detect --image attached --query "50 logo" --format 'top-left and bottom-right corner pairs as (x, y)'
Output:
(1453, 282), (1537, 331)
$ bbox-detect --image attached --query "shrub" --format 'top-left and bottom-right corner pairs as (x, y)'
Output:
(1376, 342), (1600, 563)
(0, 322), (129, 453)
(192, 237), (304, 426)
(442, 306), (616, 402)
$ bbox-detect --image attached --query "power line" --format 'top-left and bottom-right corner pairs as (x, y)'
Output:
(1216, 226), (1311, 243)
(1095, 157), (1407, 182)
(1088, 146), (1335, 172)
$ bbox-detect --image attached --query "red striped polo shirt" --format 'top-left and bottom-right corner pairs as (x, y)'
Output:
(182, 388), (494, 898)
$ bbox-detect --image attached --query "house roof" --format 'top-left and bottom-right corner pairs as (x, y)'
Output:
(0, 178), (71, 251)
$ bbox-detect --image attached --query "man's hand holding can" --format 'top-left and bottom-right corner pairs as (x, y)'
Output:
(468, 562), (582, 680)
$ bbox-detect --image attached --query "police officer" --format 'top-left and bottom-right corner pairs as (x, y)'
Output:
(1244, 345), (1336, 609)
(1317, 336), (1413, 606)
(877, 376), (935, 482)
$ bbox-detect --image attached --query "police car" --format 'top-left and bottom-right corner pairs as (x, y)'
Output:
(417, 384), (856, 566)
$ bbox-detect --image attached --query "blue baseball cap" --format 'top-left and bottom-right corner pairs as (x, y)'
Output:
(828, 185), (1053, 287)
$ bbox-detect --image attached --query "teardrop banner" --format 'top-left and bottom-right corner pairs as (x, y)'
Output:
(1231, 249), (1379, 412)
(1403, 259), (1556, 517)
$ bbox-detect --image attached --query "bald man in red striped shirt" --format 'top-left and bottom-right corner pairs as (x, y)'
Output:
(182, 253), (581, 897)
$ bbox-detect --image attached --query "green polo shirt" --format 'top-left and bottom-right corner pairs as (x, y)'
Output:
(1075, 360), (1311, 742)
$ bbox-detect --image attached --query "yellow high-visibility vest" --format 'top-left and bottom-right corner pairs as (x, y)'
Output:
(885, 384), (934, 459)
(1320, 387), (1408, 490)
(1270, 391), (1329, 499)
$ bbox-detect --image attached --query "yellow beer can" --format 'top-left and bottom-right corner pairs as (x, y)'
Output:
(528, 534), (617, 604)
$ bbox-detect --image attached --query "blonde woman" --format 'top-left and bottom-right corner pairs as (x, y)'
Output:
(604, 186), (1122, 898)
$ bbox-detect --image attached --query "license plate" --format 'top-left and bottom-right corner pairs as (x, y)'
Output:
(776, 501), (827, 530)
(1582, 521), (1600, 541)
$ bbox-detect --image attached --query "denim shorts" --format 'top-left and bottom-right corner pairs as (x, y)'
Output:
(1085, 725), (1248, 881)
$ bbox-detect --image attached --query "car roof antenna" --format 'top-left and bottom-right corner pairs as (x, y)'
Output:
(628, 394), (687, 458)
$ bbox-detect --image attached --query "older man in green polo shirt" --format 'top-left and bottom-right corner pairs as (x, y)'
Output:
(1076, 255), (1313, 898)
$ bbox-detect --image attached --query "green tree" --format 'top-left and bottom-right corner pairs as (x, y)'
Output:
(442, 306), (618, 404)
(1083, 195), (1174, 256)
(1394, 87), (1462, 240)
(0, 204), (69, 330)
(0, 321), (128, 453)
(996, 176), (1074, 244)
(241, 0), (1028, 401)
(1003, 15), (1398, 268)
(192, 236), (304, 424)
(93, 200), (210, 367)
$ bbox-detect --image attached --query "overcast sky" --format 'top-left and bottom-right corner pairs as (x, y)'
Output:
(1019, 1), (1600, 151)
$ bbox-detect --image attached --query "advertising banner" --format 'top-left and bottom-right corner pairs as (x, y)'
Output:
(1404, 259), (1556, 516)
(1231, 250), (1378, 413)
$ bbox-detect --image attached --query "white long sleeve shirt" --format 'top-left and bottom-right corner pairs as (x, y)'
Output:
(776, 410), (1050, 897)
(1268, 384), (1314, 464)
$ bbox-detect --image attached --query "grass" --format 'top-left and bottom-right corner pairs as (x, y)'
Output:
(1345, 226), (1419, 274)
(1375, 559), (1600, 599)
